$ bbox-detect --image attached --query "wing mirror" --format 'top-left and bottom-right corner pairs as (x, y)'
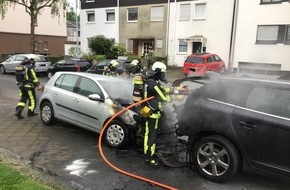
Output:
(88, 94), (104, 102)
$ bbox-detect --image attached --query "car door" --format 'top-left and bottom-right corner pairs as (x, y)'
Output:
(214, 55), (224, 71)
(232, 86), (290, 177)
(6, 55), (25, 72)
(205, 56), (216, 71)
(52, 74), (80, 122)
(73, 76), (106, 131)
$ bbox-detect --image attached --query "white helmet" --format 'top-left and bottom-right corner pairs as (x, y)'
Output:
(130, 60), (139, 67)
(152, 61), (166, 72)
(27, 54), (36, 60)
(110, 60), (119, 68)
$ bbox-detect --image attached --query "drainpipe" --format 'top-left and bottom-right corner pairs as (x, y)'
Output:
(76, 0), (79, 60)
(172, 0), (177, 66)
(117, 0), (120, 43)
(228, 0), (239, 71)
(166, 0), (170, 61)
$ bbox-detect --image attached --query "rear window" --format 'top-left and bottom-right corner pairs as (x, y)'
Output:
(35, 56), (50, 62)
(185, 56), (204, 64)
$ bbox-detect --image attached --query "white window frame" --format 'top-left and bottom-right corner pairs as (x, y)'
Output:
(151, 6), (164, 22)
(193, 3), (206, 20)
(256, 25), (278, 44)
(127, 8), (138, 22)
(87, 11), (95, 23)
(106, 9), (115, 22)
(86, 0), (95, 3)
(179, 4), (190, 21)
(178, 39), (188, 53)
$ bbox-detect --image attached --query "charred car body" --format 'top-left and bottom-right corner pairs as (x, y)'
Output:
(177, 77), (290, 182)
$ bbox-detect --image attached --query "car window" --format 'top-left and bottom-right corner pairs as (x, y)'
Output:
(186, 56), (204, 64)
(64, 60), (75, 65)
(214, 55), (221, 61)
(76, 77), (103, 97)
(247, 88), (290, 118)
(35, 55), (49, 62)
(96, 60), (109, 69)
(54, 74), (65, 88)
(206, 56), (215, 63)
(15, 56), (26, 61)
(56, 74), (79, 92)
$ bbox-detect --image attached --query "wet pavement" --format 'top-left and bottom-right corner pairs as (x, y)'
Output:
(1, 71), (290, 190)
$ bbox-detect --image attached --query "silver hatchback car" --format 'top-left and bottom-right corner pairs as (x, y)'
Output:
(0, 54), (51, 74)
(39, 72), (137, 148)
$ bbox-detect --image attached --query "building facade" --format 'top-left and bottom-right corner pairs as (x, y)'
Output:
(0, 4), (67, 59)
(80, 0), (290, 72)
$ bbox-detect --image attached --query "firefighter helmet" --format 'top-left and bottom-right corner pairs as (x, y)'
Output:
(152, 61), (167, 73)
(109, 60), (119, 68)
(130, 60), (139, 67)
(27, 54), (36, 61)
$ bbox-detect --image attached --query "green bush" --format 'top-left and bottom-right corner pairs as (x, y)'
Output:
(48, 56), (63, 64)
(93, 54), (107, 62)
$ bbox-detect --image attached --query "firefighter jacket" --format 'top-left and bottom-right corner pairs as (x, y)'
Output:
(144, 78), (170, 112)
(20, 64), (39, 89)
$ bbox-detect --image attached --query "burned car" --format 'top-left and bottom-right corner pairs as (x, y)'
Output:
(39, 72), (136, 148)
(177, 77), (290, 182)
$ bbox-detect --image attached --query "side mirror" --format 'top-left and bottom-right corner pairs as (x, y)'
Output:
(88, 94), (103, 102)
(6, 59), (10, 62)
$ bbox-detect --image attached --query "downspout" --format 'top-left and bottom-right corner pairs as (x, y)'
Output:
(228, 0), (239, 72)
(117, 0), (120, 43)
(172, 0), (177, 66)
(166, 0), (170, 61)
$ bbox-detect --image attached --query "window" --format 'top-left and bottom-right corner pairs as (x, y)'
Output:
(106, 9), (115, 22)
(256, 25), (290, 44)
(86, 0), (95, 2)
(261, 0), (282, 4)
(194, 3), (206, 20)
(57, 74), (79, 92)
(87, 11), (95, 23)
(34, 41), (39, 51)
(128, 8), (138, 22)
(247, 88), (290, 118)
(127, 39), (133, 52)
(180, 4), (190, 21)
(151, 6), (164, 21)
(156, 39), (163, 48)
(43, 41), (48, 51)
(77, 77), (102, 97)
(179, 39), (188, 53)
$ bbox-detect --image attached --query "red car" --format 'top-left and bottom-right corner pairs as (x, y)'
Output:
(182, 53), (226, 77)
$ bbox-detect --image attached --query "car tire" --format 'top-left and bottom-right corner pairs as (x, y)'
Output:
(47, 71), (53, 79)
(191, 135), (240, 183)
(104, 119), (129, 148)
(0, 65), (6, 74)
(220, 66), (226, 74)
(40, 101), (56, 125)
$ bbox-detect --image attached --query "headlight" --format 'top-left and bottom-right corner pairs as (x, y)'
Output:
(121, 110), (136, 125)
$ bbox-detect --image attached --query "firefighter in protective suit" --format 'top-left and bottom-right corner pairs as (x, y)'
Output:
(130, 59), (146, 77)
(142, 61), (187, 168)
(15, 55), (42, 119)
(103, 60), (119, 76)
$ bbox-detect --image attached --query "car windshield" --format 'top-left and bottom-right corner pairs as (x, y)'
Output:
(99, 80), (133, 104)
(186, 56), (204, 64)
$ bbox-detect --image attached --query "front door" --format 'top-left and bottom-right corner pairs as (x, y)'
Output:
(192, 42), (202, 53)
(143, 41), (153, 57)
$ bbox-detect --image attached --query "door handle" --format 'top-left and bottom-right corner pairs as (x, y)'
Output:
(53, 92), (58, 95)
(73, 98), (79, 102)
(240, 121), (256, 129)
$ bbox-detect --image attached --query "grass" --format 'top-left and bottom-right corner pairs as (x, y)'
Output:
(0, 162), (55, 190)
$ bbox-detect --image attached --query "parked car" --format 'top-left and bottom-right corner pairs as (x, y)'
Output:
(86, 59), (131, 76)
(177, 77), (290, 182)
(0, 54), (51, 74)
(47, 59), (92, 78)
(39, 72), (136, 148)
(182, 53), (226, 77)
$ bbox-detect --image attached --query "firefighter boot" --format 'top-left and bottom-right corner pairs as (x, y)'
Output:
(27, 110), (38, 117)
(15, 106), (24, 119)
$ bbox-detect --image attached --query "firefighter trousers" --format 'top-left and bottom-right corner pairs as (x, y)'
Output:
(17, 87), (36, 113)
(144, 112), (161, 160)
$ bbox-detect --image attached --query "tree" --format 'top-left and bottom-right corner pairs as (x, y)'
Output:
(66, 5), (79, 22)
(0, 0), (67, 53)
(68, 46), (82, 58)
(89, 35), (115, 57)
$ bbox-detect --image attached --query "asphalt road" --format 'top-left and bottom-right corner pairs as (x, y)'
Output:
(0, 72), (290, 190)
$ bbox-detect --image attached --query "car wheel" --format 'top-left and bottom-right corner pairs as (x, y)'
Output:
(191, 135), (240, 182)
(40, 101), (56, 125)
(0, 65), (6, 74)
(47, 71), (53, 79)
(104, 119), (129, 148)
(219, 66), (226, 74)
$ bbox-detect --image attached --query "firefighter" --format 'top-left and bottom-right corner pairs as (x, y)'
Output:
(103, 60), (119, 76)
(141, 61), (172, 168)
(130, 59), (146, 77)
(15, 54), (42, 119)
